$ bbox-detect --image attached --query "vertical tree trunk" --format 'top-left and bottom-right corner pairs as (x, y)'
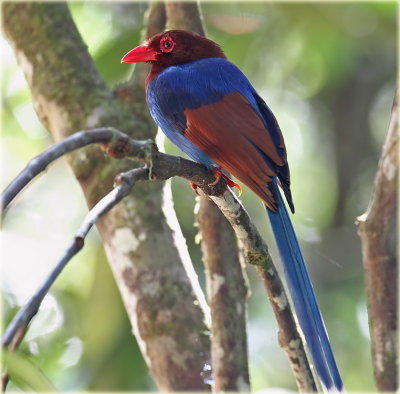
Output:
(356, 91), (398, 391)
(197, 198), (250, 391)
(165, 3), (251, 390)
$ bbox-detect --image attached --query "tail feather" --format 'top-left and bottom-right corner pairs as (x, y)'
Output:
(267, 178), (343, 391)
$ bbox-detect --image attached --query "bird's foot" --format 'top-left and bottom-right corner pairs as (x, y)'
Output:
(189, 167), (242, 198)
(190, 182), (201, 196)
(208, 167), (242, 196)
(190, 182), (212, 200)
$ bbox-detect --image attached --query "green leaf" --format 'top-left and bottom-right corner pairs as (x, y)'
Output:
(3, 350), (56, 391)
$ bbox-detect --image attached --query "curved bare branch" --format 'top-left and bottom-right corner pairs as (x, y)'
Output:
(2, 127), (138, 212)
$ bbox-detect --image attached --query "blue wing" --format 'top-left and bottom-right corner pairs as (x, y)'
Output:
(146, 58), (285, 170)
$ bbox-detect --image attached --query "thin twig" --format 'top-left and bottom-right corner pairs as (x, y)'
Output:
(2, 167), (147, 351)
(1, 128), (225, 216)
(1, 127), (138, 213)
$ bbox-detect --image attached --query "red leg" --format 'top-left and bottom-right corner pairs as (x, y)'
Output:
(190, 182), (201, 196)
(208, 166), (242, 196)
(207, 170), (221, 186)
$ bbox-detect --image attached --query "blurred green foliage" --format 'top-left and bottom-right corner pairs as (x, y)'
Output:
(1, 2), (397, 391)
(3, 350), (56, 391)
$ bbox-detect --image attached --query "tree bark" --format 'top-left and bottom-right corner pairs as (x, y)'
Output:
(165, 1), (206, 34)
(2, 3), (211, 390)
(165, 3), (251, 390)
(210, 191), (317, 392)
(197, 198), (250, 391)
(356, 91), (398, 391)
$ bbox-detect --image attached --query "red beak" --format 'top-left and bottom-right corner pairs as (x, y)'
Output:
(121, 43), (158, 63)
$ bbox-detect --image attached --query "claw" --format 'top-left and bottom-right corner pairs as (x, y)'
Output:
(207, 170), (222, 186)
(190, 182), (201, 196)
(208, 167), (242, 196)
(224, 175), (242, 197)
(190, 182), (212, 199)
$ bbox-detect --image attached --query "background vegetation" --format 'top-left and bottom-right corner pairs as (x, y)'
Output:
(2, 2), (397, 391)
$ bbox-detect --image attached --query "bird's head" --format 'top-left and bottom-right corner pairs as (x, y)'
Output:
(121, 30), (225, 70)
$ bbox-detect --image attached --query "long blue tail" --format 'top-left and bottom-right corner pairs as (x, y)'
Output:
(267, 178), (343, 391)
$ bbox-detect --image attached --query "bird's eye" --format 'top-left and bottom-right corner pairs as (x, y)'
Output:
(160, 36), (175, 53)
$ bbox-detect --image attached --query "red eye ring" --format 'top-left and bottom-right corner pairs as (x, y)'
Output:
(160, 36), (175, 53)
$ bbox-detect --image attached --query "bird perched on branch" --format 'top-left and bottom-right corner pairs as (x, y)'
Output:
(122, 29), (343, 391)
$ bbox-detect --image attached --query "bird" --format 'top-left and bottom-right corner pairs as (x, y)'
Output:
(122, 29), (343, 391)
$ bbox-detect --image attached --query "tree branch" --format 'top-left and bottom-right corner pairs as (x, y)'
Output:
(1, 127), (141, 213)
(356, 91), (398, 391)
(209, 192), (317, 392)
(2, 167), (148, 390)
(121, 136), (317, 391)
(1, 126), (231, 218)
(165, 1), (206, 35)
(2, 126), (317, 391)
(3, 167), (148, 348)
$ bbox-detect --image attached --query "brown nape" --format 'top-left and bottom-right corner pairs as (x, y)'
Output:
(148, 30), (226, 69)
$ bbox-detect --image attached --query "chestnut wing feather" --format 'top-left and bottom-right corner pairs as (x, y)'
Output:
(184, 92), (289, 211)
